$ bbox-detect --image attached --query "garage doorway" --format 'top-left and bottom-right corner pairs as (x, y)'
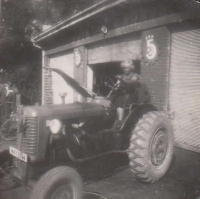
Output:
(88, 60), (140, 97)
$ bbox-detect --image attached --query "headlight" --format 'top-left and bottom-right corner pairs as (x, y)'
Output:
(50, 119), (62, 134)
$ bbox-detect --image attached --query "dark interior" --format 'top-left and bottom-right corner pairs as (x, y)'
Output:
(90, 60), (140, 96)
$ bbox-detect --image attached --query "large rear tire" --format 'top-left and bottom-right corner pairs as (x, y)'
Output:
(30, 166), (83, 199)
(128, 111), (174, 183)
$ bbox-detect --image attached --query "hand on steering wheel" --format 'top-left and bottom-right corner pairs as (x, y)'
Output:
(115, 75), (122, 80)
(106, 79), (124, 97)
(114, 80), (124, 91)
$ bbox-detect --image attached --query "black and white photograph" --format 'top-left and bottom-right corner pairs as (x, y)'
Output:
(0, 0), (200, 198)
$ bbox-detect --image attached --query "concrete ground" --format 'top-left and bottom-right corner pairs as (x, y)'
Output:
(0, 147), (200, 199)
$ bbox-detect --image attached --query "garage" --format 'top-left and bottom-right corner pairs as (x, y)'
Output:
(34, 0), (200, 154)
(1, 0), (200, 199)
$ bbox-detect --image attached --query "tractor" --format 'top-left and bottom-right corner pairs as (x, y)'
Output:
(0, 68), (174, 199)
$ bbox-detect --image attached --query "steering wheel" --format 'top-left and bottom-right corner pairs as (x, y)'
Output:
(106, 80), (124, 97)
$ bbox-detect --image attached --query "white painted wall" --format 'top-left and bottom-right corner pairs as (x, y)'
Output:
(87, 65), (93, 92)
(50, 53), (74, 104)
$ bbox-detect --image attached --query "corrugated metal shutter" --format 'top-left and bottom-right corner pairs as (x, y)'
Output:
(42, 54), (53, 105)
(170, 29), (200, 152)
(43, 68), (53, 105)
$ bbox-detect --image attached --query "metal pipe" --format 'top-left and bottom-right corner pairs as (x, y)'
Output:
(59, 92), (67, 104)
(66, 148), (129, 163)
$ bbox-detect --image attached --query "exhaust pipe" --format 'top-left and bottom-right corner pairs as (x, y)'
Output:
(59, 92), (67, 104)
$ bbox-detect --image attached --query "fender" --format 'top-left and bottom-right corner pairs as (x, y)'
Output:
(119, 103), (158, 132)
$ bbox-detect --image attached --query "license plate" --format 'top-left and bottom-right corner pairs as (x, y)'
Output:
(9, 147), (28, 162)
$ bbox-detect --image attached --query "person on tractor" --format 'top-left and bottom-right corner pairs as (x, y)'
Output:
(114, 60), (140, 127)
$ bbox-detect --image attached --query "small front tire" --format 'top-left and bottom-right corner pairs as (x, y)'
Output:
(30, 166), (83, 199)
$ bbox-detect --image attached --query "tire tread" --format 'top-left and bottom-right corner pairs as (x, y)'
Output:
(30, 166), (83, 199)
(128, 111), (174, 184)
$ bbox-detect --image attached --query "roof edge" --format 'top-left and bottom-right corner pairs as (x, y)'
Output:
(33, 0), (127, 43)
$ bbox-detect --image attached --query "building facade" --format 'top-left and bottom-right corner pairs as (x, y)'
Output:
(34, 0), (200, 153)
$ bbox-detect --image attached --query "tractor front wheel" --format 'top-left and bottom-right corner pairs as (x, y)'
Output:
(30, 166), (83, 199)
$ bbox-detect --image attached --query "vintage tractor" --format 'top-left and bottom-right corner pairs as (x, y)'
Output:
(0, 68), (174, 199)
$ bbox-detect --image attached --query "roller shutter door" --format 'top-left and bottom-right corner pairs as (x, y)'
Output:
(169, 29), (200, 152)
(43, 66), (53, 105)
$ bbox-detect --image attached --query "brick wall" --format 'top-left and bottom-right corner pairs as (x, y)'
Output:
(141, 26), (171, 110)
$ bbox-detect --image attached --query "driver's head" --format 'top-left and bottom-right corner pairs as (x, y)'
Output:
(120, 60), (135, 75)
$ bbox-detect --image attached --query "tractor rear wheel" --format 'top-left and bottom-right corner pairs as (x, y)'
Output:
(128, 111), (174, 183)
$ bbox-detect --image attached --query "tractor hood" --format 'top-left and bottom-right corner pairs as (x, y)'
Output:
(22, 102), (106, 120)
(50, 68), (93, 98)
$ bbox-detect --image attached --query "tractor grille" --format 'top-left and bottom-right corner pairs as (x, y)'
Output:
(17, 117), (38, 156)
